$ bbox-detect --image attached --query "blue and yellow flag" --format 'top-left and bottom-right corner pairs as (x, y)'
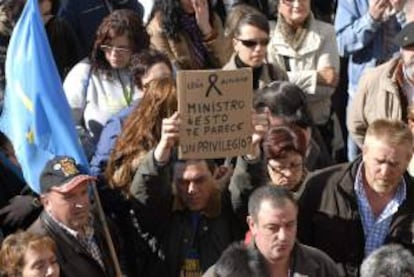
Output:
(0, 0), (88, 193)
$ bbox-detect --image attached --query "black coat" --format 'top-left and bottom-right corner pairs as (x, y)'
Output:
(298, 157), (414, 277)
(130, 150), (255, 276)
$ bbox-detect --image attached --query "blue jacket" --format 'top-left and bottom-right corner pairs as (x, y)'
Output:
(334, 0), (404, 98)
(90, 102), (137, 177)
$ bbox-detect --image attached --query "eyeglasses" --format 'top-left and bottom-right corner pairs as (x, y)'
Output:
(281, 0), (307, 6)
(100, 45), (131, 55)
(236, 38), (270, 48)
(268, 162), (303, 174)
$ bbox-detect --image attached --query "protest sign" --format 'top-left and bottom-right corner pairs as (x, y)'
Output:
(177, 68), (252, 159)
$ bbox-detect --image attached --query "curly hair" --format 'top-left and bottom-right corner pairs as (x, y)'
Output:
(152, 0), (215, 41)
(105, 77), (177, 194)
(90, 9), (149, 72)
(129, 49), (173, 90)
(0, 231), (57, 277)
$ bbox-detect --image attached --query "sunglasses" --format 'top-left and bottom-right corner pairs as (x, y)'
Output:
(236, 38), (270, 48)
(100, 44), (131, 55)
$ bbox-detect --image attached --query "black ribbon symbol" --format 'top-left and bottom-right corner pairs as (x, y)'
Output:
(205, 74), (222, 97)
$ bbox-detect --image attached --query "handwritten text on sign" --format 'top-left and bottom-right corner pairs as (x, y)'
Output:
(177, 68), (252, 159)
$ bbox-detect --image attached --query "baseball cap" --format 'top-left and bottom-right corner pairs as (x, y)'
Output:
(39, 156), (96, 194)
(394, 22), (414, 48)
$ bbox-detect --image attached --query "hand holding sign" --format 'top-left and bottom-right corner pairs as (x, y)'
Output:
(247, 109), (270, 160)
(214, 164), (234, 191)
(154, 111), (180, 163)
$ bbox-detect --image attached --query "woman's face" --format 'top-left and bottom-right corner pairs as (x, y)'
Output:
(233, 24), (269, 68)
(278, 0), (310, 29)
(102, 34), (133, 69)
(141, 62), (173, 88)
(267, 151), (304, 190)
(21, 248), (60, 277)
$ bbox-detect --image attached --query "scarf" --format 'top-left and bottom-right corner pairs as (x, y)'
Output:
(179, 11), (210, 69)
(276, 13), (311, 50)
(235, 55), (263, 90)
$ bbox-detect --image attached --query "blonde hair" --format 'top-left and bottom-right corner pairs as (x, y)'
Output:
(364, 119), (414, 148)
(0, 231), (57, 277)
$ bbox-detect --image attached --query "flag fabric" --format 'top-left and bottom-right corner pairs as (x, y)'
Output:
(0, 0), (89, 193)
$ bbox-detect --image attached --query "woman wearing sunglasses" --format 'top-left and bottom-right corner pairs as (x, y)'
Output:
(223, 12), (287, 91)
(267, 0), (340, 154)
(63, 9), (149, 157)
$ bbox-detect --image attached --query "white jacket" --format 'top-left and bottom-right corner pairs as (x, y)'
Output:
(63, 58), (139, 142)
(268, 16), (339, 125)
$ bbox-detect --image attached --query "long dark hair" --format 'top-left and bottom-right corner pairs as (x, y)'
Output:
(151, 0), (215, 41)
(90, 9), (149, 72)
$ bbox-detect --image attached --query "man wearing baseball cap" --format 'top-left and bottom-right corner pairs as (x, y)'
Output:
(348, 21), (414, 149)
(28, 156), (122, 277)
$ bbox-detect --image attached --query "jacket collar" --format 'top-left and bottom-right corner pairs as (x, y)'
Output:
(339, 156), (414, 207)
(223, 54), (272, 90)
(290, 242), (320, 274)
(381, 57), (403, 94)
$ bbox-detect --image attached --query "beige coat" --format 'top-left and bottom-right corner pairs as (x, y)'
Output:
(347, 57), (404, 147)
(146, 12), (229, 70)
(267, 16), (339, 125)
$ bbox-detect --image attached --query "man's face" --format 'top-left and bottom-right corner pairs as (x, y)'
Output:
(402, 46), (414, 82)
(362, 138), (412, 194)
(42, 184), (90, 231)
(174, 160), (216, 211)
(248, 200), (297, 264)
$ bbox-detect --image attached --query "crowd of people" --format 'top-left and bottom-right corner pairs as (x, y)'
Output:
(1, 0), (414, 276)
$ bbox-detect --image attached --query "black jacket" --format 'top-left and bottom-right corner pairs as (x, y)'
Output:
(298, 157), (414, 277)
(130, 151), (256, 276)
(28, 211), (121, 277)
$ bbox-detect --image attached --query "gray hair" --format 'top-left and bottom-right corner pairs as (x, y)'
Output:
(360, 244), (414, 277)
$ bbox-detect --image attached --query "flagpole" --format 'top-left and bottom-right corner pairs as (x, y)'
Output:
(91, 182), (123, 277)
